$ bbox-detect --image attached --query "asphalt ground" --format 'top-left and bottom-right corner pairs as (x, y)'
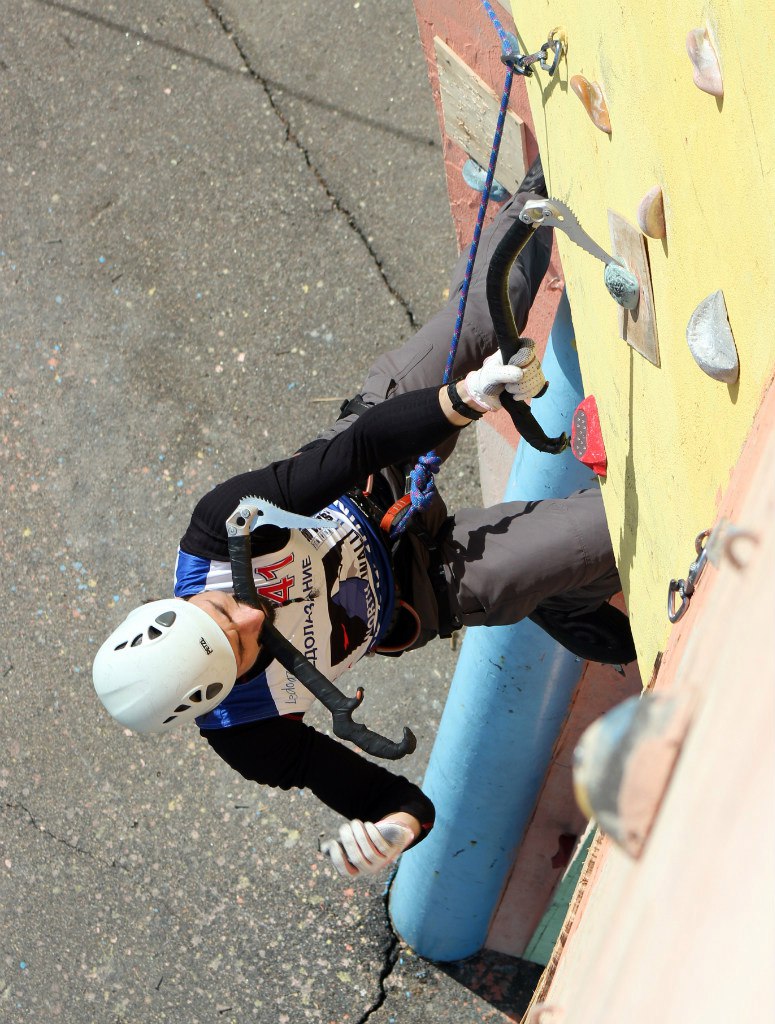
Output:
(1, 2), (542, 1021)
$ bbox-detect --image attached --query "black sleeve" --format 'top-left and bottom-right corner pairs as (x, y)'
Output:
(202, 717), (435, 844)
(181, 385), (457, 561)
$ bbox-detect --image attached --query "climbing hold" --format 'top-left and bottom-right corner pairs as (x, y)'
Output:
(637, 185), (666, 239)
(461, 158), (509, 203)
(686, 27), (723, 97)
(571, 395), (607, 477)
(686, 290), (739, 383)
(529, 1004), (564, 1024)
(704, 518), (760, 571)
(604, 262), (640, 310)
(570, 75), (611, 134)
(573, 693), (691, 858)
(548, 26), (568, 56)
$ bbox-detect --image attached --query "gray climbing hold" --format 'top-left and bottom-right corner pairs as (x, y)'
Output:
(604, 262), (640, 310)
(686, 290), (739, 383)
(573, 693), (686, 858)
(461, 158), (509, 202)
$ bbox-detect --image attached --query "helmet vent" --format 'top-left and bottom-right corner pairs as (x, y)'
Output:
(206, 683), (224, 700)
(147, 626), (162, 640)
(114, 641), (128, 651)
(189, 689), (203, 703)
(163, 715), (176, 725)
(155, 611), (177, 627)
(174, 703), (190, 713)
(130, 634), (143, 647)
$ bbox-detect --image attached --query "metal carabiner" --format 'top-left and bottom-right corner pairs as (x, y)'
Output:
(667, 530), (710, 623)
(539, 38), (563, 75)
(667, 578), (690, 623)
(501, 33), (564, 78)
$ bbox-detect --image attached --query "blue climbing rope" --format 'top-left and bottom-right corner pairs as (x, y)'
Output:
(480, 0), (514, 52)
(391, 5), (519, 537)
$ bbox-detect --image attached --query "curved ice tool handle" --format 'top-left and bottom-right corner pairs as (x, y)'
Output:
(226, 502), (417, 761)
(486, 203), (569, 455)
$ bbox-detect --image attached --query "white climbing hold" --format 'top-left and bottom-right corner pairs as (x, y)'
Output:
(686, 27), (723, 98)
(686, 290), (739, 383)
(637, 185), (666, 240)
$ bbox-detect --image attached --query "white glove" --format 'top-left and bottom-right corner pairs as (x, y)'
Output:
(464, 344), (546, 411)
(319, 819), (414, 878)
(504, 339), (547, 402)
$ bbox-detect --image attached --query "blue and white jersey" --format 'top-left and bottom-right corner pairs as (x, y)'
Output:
(174, 496), (395, 730)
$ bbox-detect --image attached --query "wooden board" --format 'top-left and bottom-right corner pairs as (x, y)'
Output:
(433, 36), (527, 194)
(607, 210), (660, 366)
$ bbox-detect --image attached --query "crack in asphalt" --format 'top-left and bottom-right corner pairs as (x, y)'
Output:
(356, 884), (402, 1024)
(34, 0), (422, 328)
(4, 801), (130, 871)
(37, 0), (434, 146)
(204, 0), (419, 329)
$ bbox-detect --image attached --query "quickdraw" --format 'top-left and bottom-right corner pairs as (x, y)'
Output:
(502, 36), (564, 77)
(667, 530), (710, 623)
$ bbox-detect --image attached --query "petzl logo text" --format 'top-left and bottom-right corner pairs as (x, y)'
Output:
(199, 637), (213, 655)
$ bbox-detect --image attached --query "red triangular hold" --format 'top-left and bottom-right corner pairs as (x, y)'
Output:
(571, 395), (607, 476)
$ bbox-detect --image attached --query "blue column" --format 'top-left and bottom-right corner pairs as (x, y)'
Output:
(390, 291), (597, 961)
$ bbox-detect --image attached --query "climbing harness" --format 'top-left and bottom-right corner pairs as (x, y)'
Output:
(225, 497), (417, 761)
(667, 530), (710, 623)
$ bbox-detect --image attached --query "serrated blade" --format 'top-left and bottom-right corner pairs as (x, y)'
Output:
(520, 197), (615, 266)
(226, 495), (333, 537)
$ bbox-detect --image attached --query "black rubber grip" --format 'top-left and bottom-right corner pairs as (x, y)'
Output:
(485, 215), (569, 455)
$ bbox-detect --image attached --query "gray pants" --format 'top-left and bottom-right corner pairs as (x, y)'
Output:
(323, 187), (620, 648)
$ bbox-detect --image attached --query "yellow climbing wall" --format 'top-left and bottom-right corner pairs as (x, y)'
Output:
(512, 0), (775, 676)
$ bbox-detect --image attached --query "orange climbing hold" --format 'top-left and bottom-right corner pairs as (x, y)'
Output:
(570, 75), (611, 134)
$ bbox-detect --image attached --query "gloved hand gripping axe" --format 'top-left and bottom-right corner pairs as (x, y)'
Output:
(226, 496), (417, 760)
(485, 198), (569, 454)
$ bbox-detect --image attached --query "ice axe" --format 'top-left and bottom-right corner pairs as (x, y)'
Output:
(486, 196), (569, 455)
(225, 496), (417, 761)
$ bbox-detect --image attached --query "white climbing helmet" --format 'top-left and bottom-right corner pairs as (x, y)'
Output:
(92, 599), (237, 734)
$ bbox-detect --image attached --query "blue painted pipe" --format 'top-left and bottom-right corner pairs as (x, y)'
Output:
(390, 291), (597, 961)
